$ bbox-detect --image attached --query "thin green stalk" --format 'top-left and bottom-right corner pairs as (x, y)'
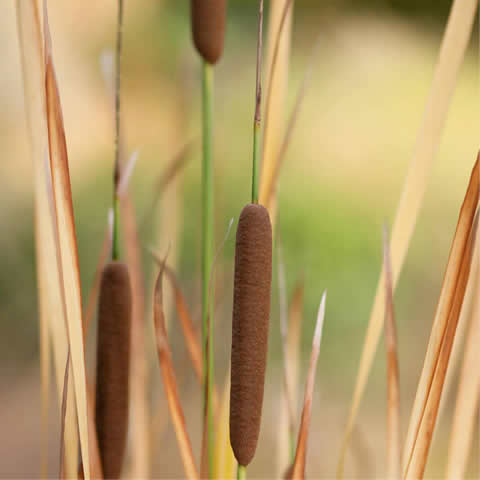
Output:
(289, 433), (296, 464)
(252, 120), (261, 204)
(112, 195), (120, 260)
(251, 0), (264, 205)
(112, 0), (123, 261)
(201, 59), (215, 475)
(237, 465), (247, 480)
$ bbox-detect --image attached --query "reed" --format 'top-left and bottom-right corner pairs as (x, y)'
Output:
(190, 0), (227, 471)
(95, 261), (132, 479)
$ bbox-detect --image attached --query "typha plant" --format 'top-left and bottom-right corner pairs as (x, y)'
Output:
(229, 1), (273, 477)
(15, 1), (480, 479)
(94, 1), (133, 477)
(190, 0), (227, 471)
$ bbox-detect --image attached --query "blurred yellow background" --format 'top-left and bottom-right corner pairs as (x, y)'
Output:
(0, 0), (478, 478)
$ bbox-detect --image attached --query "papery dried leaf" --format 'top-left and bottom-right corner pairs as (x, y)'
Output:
(291, 292), (327, 479)
(403, 158), (479, 478)
(338, 1), (478, 475)
(383, 228), (401, 479)
(153, 268), (199, 480)
(446, 237), (480, 479)
(43, 6), (92, 477)
(259, 0), (293, 222)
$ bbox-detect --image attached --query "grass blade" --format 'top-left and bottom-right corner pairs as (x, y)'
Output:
(383, 228), (401, 479)
(43, 5), (91, 477)
(153, 266), (199, 480)
(338, 1), (478, 475)
(164, 265), (203, 383)
(213, 368), (236, 480)
(403, 158), (479, 478)
(120, 192), (150, 478)
(277, 245), (305, 472)
(263, 36), (320, 208)
(446, 236), (480, 479)
(259, 0), (293, 216)
(291, 291), (327, 479)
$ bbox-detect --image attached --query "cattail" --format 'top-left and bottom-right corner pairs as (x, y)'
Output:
(191, 0), (227, 64)
(230, 203), (272, 466)
(95, 261), (132, 479)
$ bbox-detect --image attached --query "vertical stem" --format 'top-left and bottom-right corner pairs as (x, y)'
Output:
(237, 465), (247, 480)
(252, 121), (261, 204)
(112, 0), (124, 261)
(202, 60), (215, 475)
(251, 0), (264, 204)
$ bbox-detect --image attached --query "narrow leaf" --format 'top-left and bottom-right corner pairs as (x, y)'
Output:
(213, 368), (236, 480)
(403, 158), (479, 478)
(291, 291), (327, 479)
(153, 267), (199, 480)
(259, 0), (293, 220)
(338, 1), (478, 474)
(446, 236), (480, 479)
(383, 228), (401, 479)
(43, 6), (90, 477)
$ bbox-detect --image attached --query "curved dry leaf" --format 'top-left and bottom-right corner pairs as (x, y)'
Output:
(383, 228), (401, 479)
(259, 0), (293, 219)
(291, 292), (327, 479)
(338, 1), (478, 475)
(43, 5), (92, 477)
(446, 238), (480, 479)
(403, 158), (479, 478)
(153, 268), (199, 480)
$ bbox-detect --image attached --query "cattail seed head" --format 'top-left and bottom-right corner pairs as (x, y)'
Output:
(95, 261), (132, 479)
(230, 203), (272, 466)
(191, 0), (227, 64)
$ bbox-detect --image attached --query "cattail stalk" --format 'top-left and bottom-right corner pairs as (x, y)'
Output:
(95, 261), (132, 479)
(201, 60), (215, 474)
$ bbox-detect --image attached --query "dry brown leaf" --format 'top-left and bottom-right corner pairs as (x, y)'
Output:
(338, 1), (478, 475)
(291, 292), (327, 479)
(164, 265), (203, 382)
(43, 5), (92, 477)
(120, 192), (150, 478)
(383, 228), (401, 479)
(446, 234), (480, 479)
(259, 0), (293, 221)
(213, 368), (236, 480)
(153, 267), (199, 480)
(403, 158), (479, 478)
(264, 37), (320, 209)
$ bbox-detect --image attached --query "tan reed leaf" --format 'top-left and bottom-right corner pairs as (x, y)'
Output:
(338, 1), (478, 475)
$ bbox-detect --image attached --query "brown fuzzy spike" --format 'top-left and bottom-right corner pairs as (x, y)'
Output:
(230, 203), (272, 466)
(95, 261), (132, 479)
(191, 0), (227, 64)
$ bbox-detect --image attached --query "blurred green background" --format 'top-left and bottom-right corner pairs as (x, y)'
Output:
(0, 0), (478, 478)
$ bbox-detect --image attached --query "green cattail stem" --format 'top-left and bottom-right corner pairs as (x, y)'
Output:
(112, 0), (123, 261)
(237, 465), (247, 480)
(112, 195), (120, 260)
(251, 0), (263, 204)
(251, 120), (260, 204)
(201, 59), (215, 475)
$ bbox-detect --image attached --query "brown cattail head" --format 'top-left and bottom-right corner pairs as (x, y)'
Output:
(230, 203), (272, 466)
(191, 0), (227, 64)
(95, 261), (132, 479)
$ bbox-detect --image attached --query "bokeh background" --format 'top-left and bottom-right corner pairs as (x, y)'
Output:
(1, 0), (478, 478)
